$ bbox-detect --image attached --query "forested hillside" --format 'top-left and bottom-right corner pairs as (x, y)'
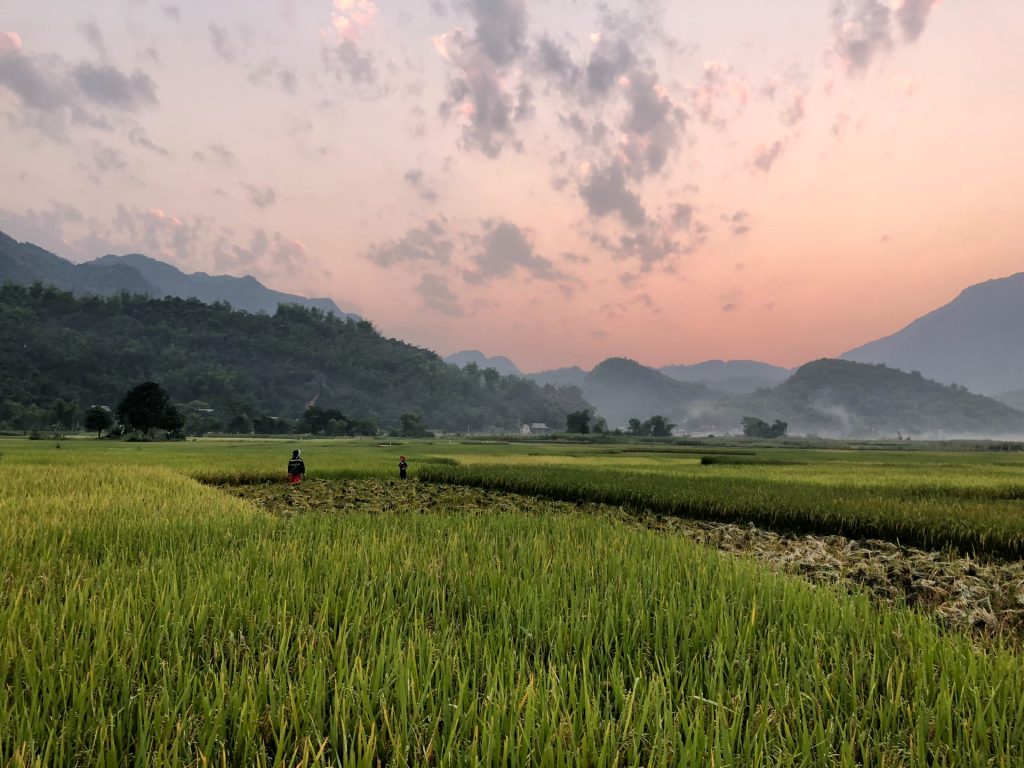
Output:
(742, 359), (1024, 437)
(0, 284), (588, 433)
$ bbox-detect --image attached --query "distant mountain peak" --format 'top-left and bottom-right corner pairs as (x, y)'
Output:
(843, 271), (1024, 395)
(444, 350), (522, 376)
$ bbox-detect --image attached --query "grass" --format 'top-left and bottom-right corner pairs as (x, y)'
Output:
(418, 455), (1024, 558)
(2, 437), (1024, 765)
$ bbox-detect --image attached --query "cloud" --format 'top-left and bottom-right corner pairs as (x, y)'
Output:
(321, 0), (379, 86)
(242, 184), (277, 208)
(467, 0), (527, 67)
(463, 219), (570, 284)
(562, 252), (590, 265)
(404, 169), (439, 202)
(322, 39), (377, 86)
(193, 143), (236, 166)
(0, 201), (86, 257)
(78, 20), (106, 58)
(585, 35), (636, 96)
(128, 126), (170, 156)
(779, 90), (806, 126)
(416, 272), (465, 316)
(366, 218), (453, 267)
(689, 61), (750, 127)
(620, 69), (687, 178)
(722, 210), (751, 236)
(437, 29), (529, 157)
(671, 204), (694, 231)
(0, 31), (22, 54)
(831, 0), (893, 75)
(579, 164), (646, 227)
(222, 229), (308, 274)
(0, 45), (158, 140)
(72, 63), (158, 110)
(327, 0), (378, 43)
(751, 140), (786, 173)
(92, 144), (126, 173)
(249, 60), (300, 94)
(208, 24), (236, 63)
(110, 205), (206, 267)
(535, 36), (581, 91)
(896, 0), (939, 42)
(163, 6), (181, 23)
(0, 46), (69, 112)
(435, 0), (533, 158)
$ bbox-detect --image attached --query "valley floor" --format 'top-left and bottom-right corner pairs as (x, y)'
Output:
(2, 437), (1023, 766)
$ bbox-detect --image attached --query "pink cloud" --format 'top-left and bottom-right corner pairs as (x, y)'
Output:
(0, 31), (21, 53)
(327, 0), (377, 42)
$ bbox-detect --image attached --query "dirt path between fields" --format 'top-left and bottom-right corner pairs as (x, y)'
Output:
(224, 478), (1024, 646)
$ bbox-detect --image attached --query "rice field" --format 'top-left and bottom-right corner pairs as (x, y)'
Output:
(2, 437), (1024, 766)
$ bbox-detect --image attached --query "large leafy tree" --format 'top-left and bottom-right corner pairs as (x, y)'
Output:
(84, 406), (113, 438)
(118, 382), (173, 435)
(566, 410), (591, 434)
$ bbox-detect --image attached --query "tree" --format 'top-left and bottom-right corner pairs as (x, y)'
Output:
(84, 406), (113, 438)
(742, 416), (788, 438)
(118, 382), (172, 436)
(161, 405), (185, 438)
(566, 410), (591, 434)
(646, 415), (676, 437)
(627, 418), (644, 436)
(399, 413), (428, 437)
(49, 398), (78, 431)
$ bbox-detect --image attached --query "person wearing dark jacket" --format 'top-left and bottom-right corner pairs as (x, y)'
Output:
(288, 450), (305, 484)
(399, 456), (408, 480)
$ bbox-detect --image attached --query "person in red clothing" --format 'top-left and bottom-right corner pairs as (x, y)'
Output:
(399, 455), (408, 480)
(287, 449), (305, 484)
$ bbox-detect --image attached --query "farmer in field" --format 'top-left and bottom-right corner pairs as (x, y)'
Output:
(399, 455), (408, 480)
(288, 449), (305, 484)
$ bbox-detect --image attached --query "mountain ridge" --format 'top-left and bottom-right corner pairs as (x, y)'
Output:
(0, 230), (356, 319)
(843, 272), (1024, 395)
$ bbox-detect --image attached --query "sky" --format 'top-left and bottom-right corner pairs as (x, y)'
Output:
(1, 1), (1022, 373)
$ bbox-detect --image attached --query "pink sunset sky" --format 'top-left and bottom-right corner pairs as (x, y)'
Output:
(1, 0), (1022, 372)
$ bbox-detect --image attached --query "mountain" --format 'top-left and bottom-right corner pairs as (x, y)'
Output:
(843, 273), (1024, 396)
(526, 366), (588, 388)
(0, 231), (356, 319)
(743, 359), (1024, 438)
(996, 390), (1024, 412)
(444, 350), (522, 376)
(0, 284), (589, 433)
(582, 358), (715, 429)
(660, 359), (791, 394)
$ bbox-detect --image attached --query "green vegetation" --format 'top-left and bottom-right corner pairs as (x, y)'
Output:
(742, 416), (789, 438)
(419, 449), (1024, 558)
(2, 437), (1024, 765)
(0, 284), (587, 433)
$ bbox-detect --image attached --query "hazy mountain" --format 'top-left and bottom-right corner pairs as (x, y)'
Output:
(88, 254), (355, 319)
(995, 390), (1024, 412)
(660, 359), (791, 394)
(526, 366), (589, 388)
(742, 359), (1024, 438)
(582, 358), (715, 429)
(0, 231), (356, 319)
(444, 350), (522, 376)
(843, 273), (1024, 395)
(0, 284), (589, 433)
